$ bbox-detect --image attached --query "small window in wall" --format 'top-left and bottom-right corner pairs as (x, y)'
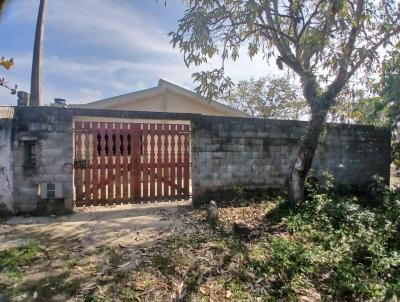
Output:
(46, 183), (56, 198)
(24, 141), (37, 169)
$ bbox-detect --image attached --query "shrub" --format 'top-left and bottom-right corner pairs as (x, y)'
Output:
(281, 179), (400, 300)
(362, 175), (391, 206)
(305, 169), (334, 198)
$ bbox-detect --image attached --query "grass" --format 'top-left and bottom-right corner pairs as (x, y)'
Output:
(0, 242), (41, 279)
(1, 180), (400, 301)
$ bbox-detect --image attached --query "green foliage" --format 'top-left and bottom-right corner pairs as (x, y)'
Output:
(268, 237), (314, 278)
(329, 87), (387, 126)
(172, 0), (400, 205)
(221, 76), (308, 120)
(171, 0), (400, 105)
(0, 242), (41, 279)
(305, 169), (334, 196)
(231, 185), (245, 202)
(363, 175), (391, 206)
(96, 245), (123, 266)
(331, 50), (399, 129)
(280, 180), (400, 300)
(393, 141), (400, 167)
(84, 293), (109, 302)
(192, 67), (234, 101)
(120, 287), (140, 302)
(381, 49), (400, 126)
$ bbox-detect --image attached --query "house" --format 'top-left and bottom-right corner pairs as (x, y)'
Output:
(73, 79), (249, 117)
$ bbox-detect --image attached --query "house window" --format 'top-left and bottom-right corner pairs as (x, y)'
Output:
(46, 183), (56, 198)
(24, 141), (37, 169)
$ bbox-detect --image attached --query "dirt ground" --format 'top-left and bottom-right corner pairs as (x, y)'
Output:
(0, 199), (273, 301)
(0, 200), (202, 253)
(2, 164), (399, 253)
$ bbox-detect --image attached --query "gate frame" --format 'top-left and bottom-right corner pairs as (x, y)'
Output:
(72, 116), (192, 206)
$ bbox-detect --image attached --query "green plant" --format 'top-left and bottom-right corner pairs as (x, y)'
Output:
(232, 185), (245, 202)
(363, 175), (390, 206)
(0, 242), (41, 279)
(305, 169), (334, 197)
(120, 287), (140, 302)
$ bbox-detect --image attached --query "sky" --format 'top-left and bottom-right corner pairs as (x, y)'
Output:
(0, 0), (279, 106)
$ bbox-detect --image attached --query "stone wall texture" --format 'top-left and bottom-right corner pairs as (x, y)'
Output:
(190, 115), (391, 203)
(11, 107), (74, 212)
(2, 106), (391, 212)
(0, 116), (13, 212)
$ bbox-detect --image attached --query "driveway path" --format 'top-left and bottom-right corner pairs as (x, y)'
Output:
(0, 200), (203, 251)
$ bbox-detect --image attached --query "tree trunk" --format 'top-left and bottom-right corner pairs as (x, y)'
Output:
(288, 107), (328, 206)
(30, 0), (46, 106)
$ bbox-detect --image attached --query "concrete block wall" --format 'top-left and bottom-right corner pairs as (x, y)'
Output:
(11, 107), (74, 213)
(4, 107), (391, 212)
(0, 116), (13, 212)
(190, 115), (391, 202)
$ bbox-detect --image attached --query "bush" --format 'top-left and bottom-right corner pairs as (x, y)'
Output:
(305, 170), (334, 198)
(362, 175), (391, 206)
(281, 179), (400, 300)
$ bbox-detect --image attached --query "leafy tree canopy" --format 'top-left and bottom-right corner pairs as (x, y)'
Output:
(171, 0), (400, 106)
(171, 0), (400, 204)
(221, 75), (308, 120)
(334, 49), (400, 128)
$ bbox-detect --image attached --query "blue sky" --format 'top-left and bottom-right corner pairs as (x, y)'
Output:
(0, 0), (277, 105)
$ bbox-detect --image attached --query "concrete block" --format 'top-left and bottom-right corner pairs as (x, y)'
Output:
(199, 152), (212, 159)
(220, 172), (233, 179)
(41, 148), (64, 158)
(206, 144), (221, 152)
(198, 137), (212, 145)
(212, 152), (225, 159)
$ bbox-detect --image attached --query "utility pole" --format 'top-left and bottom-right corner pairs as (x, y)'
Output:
(30, 0), (46, 106)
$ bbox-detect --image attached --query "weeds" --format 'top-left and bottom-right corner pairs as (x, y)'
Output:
(2, 176), (400, 301)
(0, 242), (41, 279)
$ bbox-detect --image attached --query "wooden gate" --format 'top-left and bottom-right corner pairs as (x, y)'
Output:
(73, 121), (190, 206)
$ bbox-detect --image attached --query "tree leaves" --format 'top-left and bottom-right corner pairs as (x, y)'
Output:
(171, 0), (400, 204)
(0, 56), (18, 96)
(0, 57), (14, 70)
(221, 76), (309, 120)
(192, 67), (234, 101)
(171, 0), (400, 104)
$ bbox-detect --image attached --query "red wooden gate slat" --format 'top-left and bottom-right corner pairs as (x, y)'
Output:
(107, 122), (114, 203)
(156, 124), (163, 199)
(99, 123), (107, 203)
(122, 123), (129, 201)
(183, 124), (190, 196)
(142, 124), (149, 200)
(170, 125), (177, 199)
(83, 122), (91, 203)
(163, 125), (170, 198)
(177, 125), (183, 197)
(149, 124), (156, 201)
(115, 123), (122, 201)
(91, 123), (99, 204)
(132, 123), (141, 201)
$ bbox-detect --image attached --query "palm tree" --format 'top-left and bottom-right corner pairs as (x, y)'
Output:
(30, 0), (46, 106)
